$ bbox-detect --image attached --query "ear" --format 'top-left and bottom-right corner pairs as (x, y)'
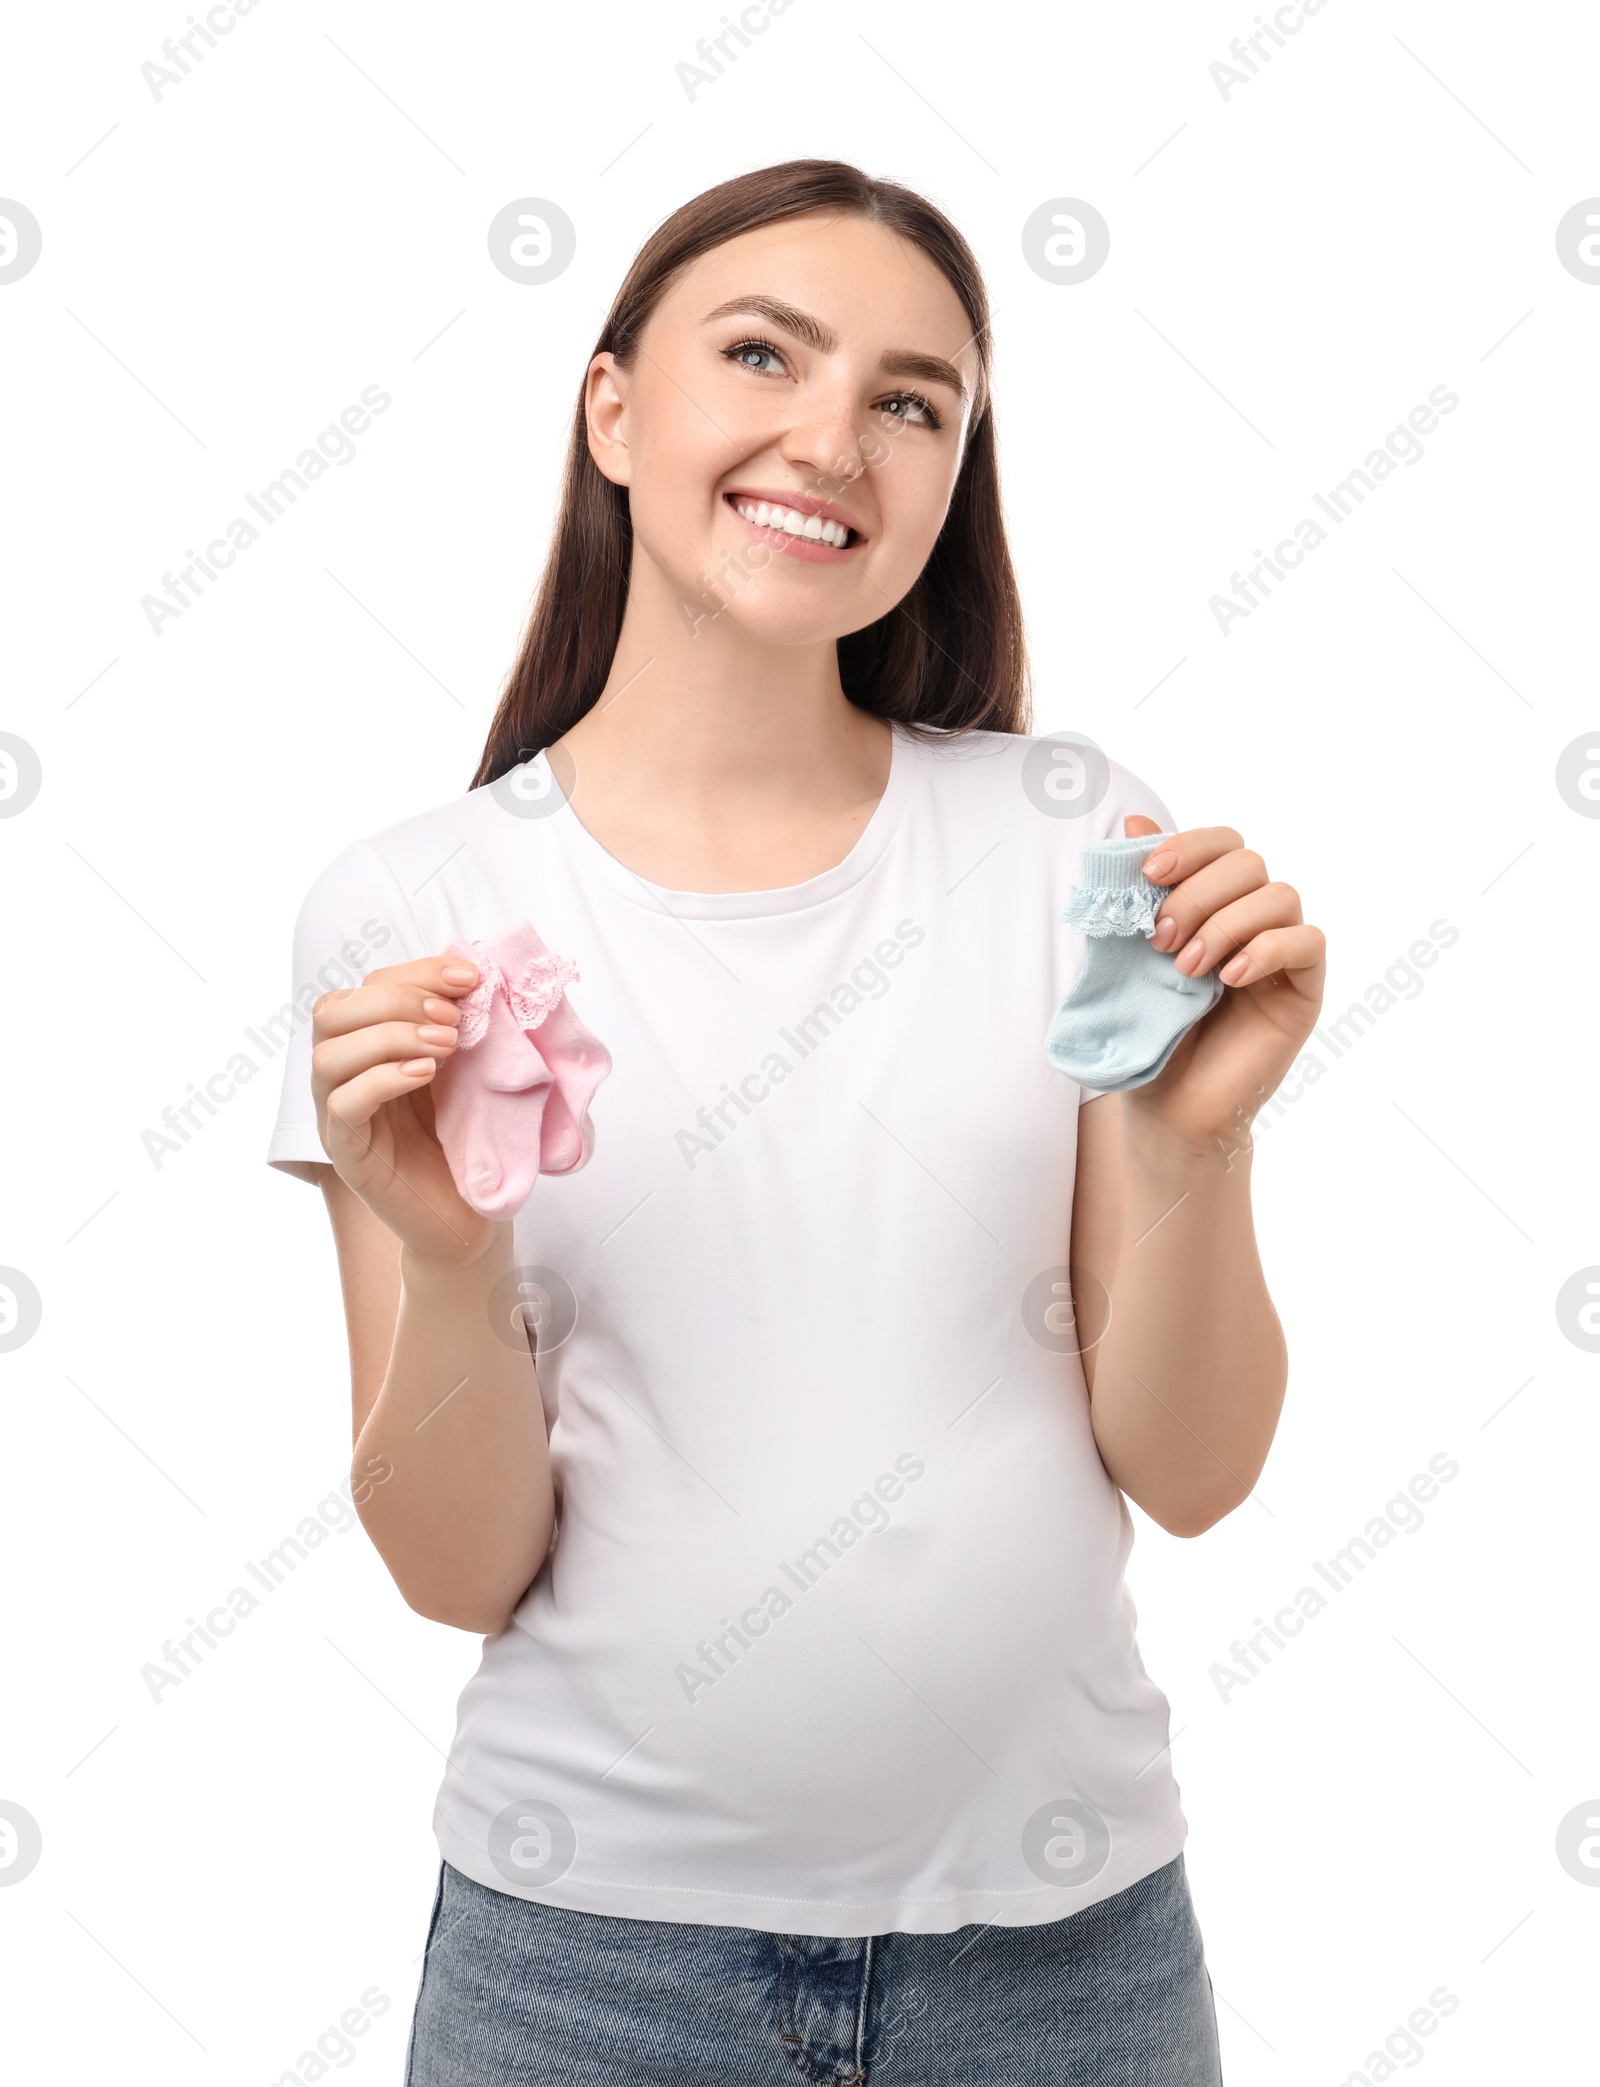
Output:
(585, 353), (632, 489)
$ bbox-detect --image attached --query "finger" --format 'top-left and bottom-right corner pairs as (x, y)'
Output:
(311, 956), (479, 1043)
(312, 1016), (461, 1105)
(1173, 883), (1303, 977)
(1217, 923), (1325, 992)
(1150, 850), (1272, 952)
(322, 1057), (439, 1156)
(1123, 813), (1163, 839)
(1137, 826), (1245, 890)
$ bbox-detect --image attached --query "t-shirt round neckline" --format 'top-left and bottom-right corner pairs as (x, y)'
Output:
(540, 722), (917, 920)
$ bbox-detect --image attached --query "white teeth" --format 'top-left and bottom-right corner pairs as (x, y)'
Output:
(733, 499), (850, 547)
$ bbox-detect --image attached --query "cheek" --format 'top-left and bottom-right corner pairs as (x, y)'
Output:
(870, 447), (957, 579)
(623, 377), (745, 575)
(630, 383), (734, 511)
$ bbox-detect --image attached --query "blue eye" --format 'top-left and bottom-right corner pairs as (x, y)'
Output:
(724, 337), (787, 376)
(882, 392), (940, 430)
(721, 338), (943, 431)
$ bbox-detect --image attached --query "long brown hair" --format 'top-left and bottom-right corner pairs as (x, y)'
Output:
(471, 159), (1030, 789)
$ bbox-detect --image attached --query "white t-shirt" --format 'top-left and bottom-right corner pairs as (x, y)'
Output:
(266, 723), (1186, 1937)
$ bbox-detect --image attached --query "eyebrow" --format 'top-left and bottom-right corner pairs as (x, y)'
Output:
(700, 294), (969, 402)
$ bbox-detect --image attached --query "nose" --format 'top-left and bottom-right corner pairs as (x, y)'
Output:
(777, 382), (876, 501)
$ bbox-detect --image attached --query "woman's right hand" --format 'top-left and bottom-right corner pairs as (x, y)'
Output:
(310, 956), (495, 1266)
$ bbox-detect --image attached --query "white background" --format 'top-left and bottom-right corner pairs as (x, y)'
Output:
(3, 0), (1597, 2079)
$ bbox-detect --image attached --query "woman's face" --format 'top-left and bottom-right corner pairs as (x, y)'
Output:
(586, 211), (983, 649)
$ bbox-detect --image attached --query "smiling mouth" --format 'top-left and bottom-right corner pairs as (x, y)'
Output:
(723, 491), (862, 554)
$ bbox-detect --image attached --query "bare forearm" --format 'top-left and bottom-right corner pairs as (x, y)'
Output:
(1085, 1107), (1285, 1536)
(354, 1236), (555, 1631)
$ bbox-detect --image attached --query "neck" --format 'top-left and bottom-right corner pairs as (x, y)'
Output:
(557, 544), (885, 810)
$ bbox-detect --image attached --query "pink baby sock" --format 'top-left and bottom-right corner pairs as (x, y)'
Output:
(431, 922), (611, 1219)
(529, 986), (614, 1175)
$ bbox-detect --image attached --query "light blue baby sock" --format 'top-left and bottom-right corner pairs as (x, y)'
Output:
(1044, 833), (1224, 1093)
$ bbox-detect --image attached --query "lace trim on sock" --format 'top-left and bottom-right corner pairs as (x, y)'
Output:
(506, 952), (578, 1032)
(454, 945), (580, 1047)
(1063, 882), (1166, 938)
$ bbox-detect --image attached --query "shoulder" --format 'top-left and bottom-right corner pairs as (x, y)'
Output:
(899, 724), (1177, 842)
(287, 773), (526, 952)
(325, 754), (562, 885)
(360, 770), (527, 873)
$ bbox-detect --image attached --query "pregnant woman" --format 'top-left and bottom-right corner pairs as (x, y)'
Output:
(267, 160), (1324, 2084)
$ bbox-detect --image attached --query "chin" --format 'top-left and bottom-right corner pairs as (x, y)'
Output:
(710, 599), (865, 649)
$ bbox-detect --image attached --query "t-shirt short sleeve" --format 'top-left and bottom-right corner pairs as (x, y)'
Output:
(264, 840), (420, 1182)
(1073, 761), (1180, 1108)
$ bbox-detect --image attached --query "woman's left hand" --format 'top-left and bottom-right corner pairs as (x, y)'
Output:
(1122, 814), (1325, 1156)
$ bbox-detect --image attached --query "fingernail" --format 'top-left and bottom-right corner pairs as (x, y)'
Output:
(1150, 916), (1180, 951)
(1175, 938), (1203, 973)
(402, 1058), (434, 1075)
(441, 963), (477, 984)
(1142, 850), (1176, 881)
(422, 998), (461, 1022)
(417, 1025), (457, 1045)
(1220, 954), (1250, 985)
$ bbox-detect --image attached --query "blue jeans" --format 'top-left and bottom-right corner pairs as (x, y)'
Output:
(404, 1854), (1222, 2084)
